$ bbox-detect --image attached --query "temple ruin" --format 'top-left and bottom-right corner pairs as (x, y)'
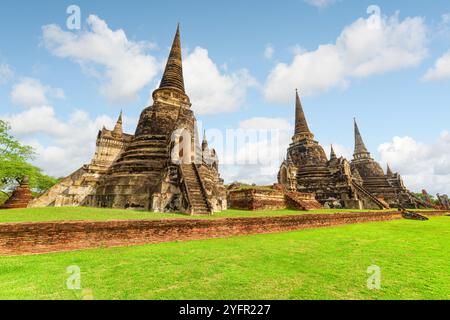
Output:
(1, 176), (33, 209)
(28, 27), (430, 213)
(278, 91), (423, 209)
(30, 25), (227, 215)
(351, 119), (421, 208)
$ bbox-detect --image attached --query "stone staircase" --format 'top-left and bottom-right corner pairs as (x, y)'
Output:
(352, 181), (390, 209)
(284, 192), (322, 210)
(180, 164), (212, 215)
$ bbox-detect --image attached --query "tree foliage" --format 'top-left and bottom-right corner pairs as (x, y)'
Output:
(0, 120), (57, 192)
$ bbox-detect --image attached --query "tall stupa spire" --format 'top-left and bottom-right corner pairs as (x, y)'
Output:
(330, 144), (337, 160)
(159, 24), (185, 93)
(353, 118), (370, 159)
(202, 129), (208, 150)
(294, 89), (314, 140)
(112, 110), (123, 136)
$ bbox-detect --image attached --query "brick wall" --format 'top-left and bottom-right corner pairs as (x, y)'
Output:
(0, 211), (445, 256)
(228, 189), (286, 210)
(0, 212), (396, 255)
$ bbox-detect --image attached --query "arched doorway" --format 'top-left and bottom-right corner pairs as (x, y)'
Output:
(280, 166), (288, 185)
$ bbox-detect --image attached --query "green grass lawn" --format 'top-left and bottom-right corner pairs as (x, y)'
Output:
(0, 216), (448, 300)
(0, 207), (397, 224)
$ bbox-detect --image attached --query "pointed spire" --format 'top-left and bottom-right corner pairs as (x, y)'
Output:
(353, 118), (370, 159)
(386, 163), (393, 176)
(202, 129), (208, 150)
(159, 24), (185, 93)
(113, 110), (123, 136)
(330, 144), (337, 160)
(294, 89), (314, 139)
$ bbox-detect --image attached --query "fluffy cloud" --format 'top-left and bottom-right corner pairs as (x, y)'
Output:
(378, 132), (450, 194)
(42, 15), (159, 103)
(3, 77), (119, 177)
(4, 105), (116, 177)
(216, 117), (293, 184)
(184, 47), (257, 114)
(304, 0), (337, 9)
(264, 13), (428, 103)
(5, 106), (67, 136)
(422, 50), (450, 81)
(10, 78), (65, 108)
(0, 64), (14, 85)
(42, 15), (255, 113)
(217, 118), (353, 185)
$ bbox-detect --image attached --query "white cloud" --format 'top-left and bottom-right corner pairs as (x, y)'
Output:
(422, 50), (450, 81)
(184, 47), (257, 114)
(0, 64), (14, 85)
(304, 0), (336, 9)
(42, 15), (159, 103)
(264, 13), (428, 103)
(42, 15), (255, 112)
(10, 78), (65, 108)
(5, 107), (117, 177)
(378, 132), (450, 194)
(264, 44), (274, 59)
(5, 106), (67, 136)
(3, 78), (119, 177)
(217, 117), (293, 184)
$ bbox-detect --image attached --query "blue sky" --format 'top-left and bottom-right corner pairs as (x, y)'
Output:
(1, 0), (450, 194)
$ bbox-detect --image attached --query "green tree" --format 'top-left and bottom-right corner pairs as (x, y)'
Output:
(0, 120), (57, 193)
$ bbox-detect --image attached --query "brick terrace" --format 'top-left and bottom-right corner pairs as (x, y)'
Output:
(0, 211), (446, 256)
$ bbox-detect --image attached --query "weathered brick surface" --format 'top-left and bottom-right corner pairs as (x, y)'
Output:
(0, 212), (444, 255)
(284, 192), (322, 210)
(1, 185), (33, 210)
(228, 188), (321, 211)
(0, 211), (445, 256)
(228, 189), (286, 210)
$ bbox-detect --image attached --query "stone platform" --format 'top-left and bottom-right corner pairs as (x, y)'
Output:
(0, 210), (446, 256)
(227, 186), (321, 211)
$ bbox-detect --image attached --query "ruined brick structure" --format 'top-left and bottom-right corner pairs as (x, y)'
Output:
(31, 26), (227, 215)
(2, 210), (444, 255)
(436, 194), (450, 210)
(278, 91), (401, 209)
(351, 119), (422, 208)
(227, 185), (321, 211)
(1, 177), (33, 210)
(29, 112), (132, 208)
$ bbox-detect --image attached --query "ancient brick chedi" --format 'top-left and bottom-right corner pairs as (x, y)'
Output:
(30, 112), (132, 208)
(1, 176), (33, 210)
(351, 119), (421, 208)
(31, 26), (227, 215)
(278, 91), (422, 209)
